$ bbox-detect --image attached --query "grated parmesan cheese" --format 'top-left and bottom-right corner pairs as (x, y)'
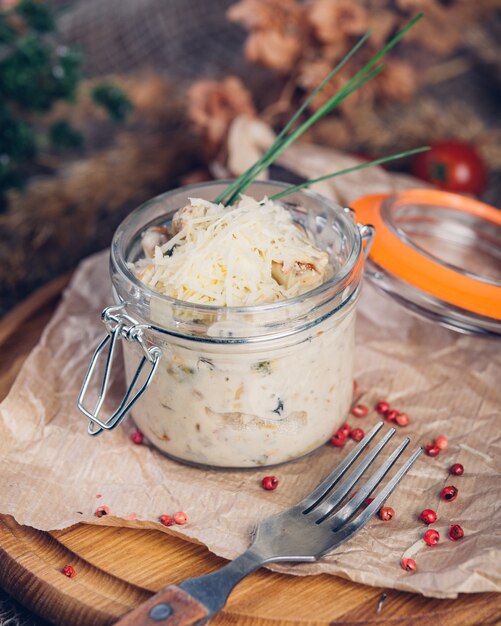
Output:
(133, 195), (331, 306)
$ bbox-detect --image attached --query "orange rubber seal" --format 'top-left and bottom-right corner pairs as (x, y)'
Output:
(353, 189), (501, 320)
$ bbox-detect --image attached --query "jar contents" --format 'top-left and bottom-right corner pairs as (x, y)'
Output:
(124, 307), (355, 467)
(132, 195), (331, 306)
(123, 193), (357, 468)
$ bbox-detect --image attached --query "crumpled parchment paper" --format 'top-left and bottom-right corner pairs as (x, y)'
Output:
(1, 149), (500, 599)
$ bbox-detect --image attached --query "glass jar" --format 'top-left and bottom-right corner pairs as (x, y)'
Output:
(78, 180), (373, 468)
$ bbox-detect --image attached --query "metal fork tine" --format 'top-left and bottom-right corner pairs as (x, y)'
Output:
(309, 427), (396, 521)
(301, 421), (384, 514)
(333, 447), (423, 544)
(328, 437), (410, 530)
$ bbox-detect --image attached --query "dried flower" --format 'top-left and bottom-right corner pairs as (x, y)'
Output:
(367, 10), (399, 47)
(228, 0), (304, 31)
(396, 0), (462, 54)
(228, 0), (307, 73)
(298, 58), (375, 113)
(246, 30), (304, 73)
(214, 0), (500, 176)
(298, 60), (349, 110)
(188, 77), (256, 150)
(377, 60), (417, 102)
(308, 0), (369, 45)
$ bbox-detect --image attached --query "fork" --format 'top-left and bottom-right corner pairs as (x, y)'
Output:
(115, 422), (422, 626)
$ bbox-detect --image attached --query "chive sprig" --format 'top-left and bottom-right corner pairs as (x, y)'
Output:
(214, 13), (428, 205)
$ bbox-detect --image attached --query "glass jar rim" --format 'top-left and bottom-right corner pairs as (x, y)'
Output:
(111, 179), (363, 317)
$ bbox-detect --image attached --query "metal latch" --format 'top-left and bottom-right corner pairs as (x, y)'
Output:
(77, 304), (161, 436)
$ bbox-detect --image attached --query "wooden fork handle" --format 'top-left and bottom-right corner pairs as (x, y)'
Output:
(115, 547), (265, 625)
(114, 585), (209, 626)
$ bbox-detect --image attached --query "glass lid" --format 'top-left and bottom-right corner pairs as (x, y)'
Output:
(353, 189), (501, 337)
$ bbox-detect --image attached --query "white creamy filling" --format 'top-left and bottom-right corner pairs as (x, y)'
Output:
(126, 196), (354, 468)
(124, 302), (355, 468)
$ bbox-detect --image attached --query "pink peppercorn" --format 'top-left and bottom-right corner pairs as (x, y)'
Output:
(424, 529), (440, 546)
(173, 511), (187, 525)
(62, 565), (75, 578)
(435, 435), (448, 450)
(450, 463), (464, 476)
(338, 423), (351, 438)
(352, 404), (369, 418)
(375, 401), (390, 415)
(395, 413), (410, 427)
(386, 409), (399, 423)
(262, 475), (279, 490)
(95, 505), (110, 517)
(159, 514), (173, 527)
(448, 524), (464, 541)
(420, 509), (437, 525)
(441, 485), (458, 502)
(130, 430), (144, 445)
(350, 428), (365, 442)
(378, 506), (395, 521)
(424, 443), (440, 457)
(330, 431), (346, 447)
(400, 558), (417, 572)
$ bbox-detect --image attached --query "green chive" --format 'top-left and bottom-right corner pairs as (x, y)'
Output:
(225, 65), (384, 205)
(268, 147), (431, 201)
(214, 31), (372, 205)
(217, 12), (424, 206)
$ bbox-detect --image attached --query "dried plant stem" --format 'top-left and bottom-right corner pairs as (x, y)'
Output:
(422, 57), (472, 85)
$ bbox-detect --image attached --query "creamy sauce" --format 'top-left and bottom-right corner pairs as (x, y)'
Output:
(124, 301), (355, 467)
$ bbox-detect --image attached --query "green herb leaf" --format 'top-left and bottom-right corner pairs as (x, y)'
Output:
(92, 83), (133, 122)
(0, 14), (16, 44)
(252, 360), (272, 375)
(15, 0), (55, 33)
(49, 119), (84, 151)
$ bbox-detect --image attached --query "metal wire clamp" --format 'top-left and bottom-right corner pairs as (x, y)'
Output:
(77, 303), (161, 436)
(342, 207), (375, 261)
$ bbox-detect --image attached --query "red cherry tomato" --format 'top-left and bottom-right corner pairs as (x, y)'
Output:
(411, 140), (487, 196)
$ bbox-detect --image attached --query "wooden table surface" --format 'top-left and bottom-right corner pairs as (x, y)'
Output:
(0, 277), (500, 626)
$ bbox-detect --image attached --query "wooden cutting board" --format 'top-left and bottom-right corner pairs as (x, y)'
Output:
(0, 277), (499, 626)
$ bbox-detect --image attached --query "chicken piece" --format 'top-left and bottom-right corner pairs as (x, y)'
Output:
(271, 251), (329, 292)
(141, 226), (170, 258)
